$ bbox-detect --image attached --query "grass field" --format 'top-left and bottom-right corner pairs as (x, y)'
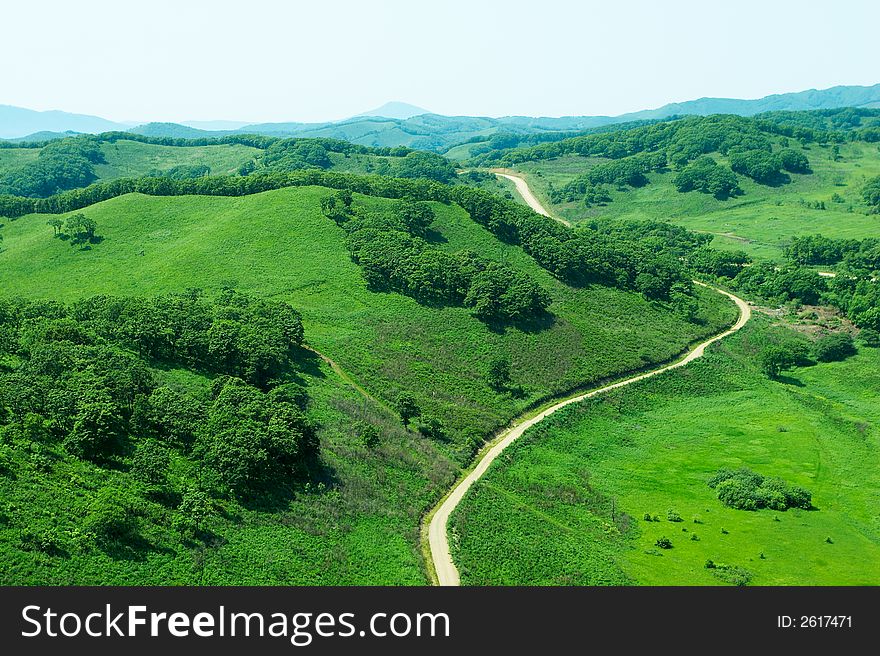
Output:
(0, 186), (735, 458)
(450, 317), (880, 585)
(95, 139), (261, 179)
(504, 140), (880, 261)
(0, 184), (738, 584)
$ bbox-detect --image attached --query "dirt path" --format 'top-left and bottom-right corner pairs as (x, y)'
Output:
(490, 169), (572, 227)
(424, 173), (752, 586)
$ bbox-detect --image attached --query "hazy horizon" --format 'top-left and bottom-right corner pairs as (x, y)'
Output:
(2, 0), (878, 124)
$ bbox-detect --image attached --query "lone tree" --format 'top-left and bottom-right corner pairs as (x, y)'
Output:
(65, 213), (97, 246)
(395, 392), (421, 429)
(47, 217), (64, 236)
(759, 345), (795, 379)
(487, 356), (512, 391)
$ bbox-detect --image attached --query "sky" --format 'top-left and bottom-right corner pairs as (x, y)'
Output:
(2, 0), (878, 123)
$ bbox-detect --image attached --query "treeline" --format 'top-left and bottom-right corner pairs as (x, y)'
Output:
(324, 192), (551, 323)
(448, 186), (696, 302)
(784, 234), (880, 267)
(696, 235), (880, 334)
(473, 115), (780, 166)
(755, 107), (880, 143)
(0, 291), (317, 502)
(0, 169), (452, 218)
(453, 119), (662, 157)
(471, 115), (818, 205)
(864, 175), (880, 213)
(0, 132), (458, 200)
(0, 136), (105, 197)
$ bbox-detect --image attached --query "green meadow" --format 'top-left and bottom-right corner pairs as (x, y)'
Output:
(504, 140), (880, 261)
(450, 317), (880, 585)
(0, 186), (734, 454)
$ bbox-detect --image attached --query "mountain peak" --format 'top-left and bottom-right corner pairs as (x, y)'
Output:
(354, 101), (430, 120)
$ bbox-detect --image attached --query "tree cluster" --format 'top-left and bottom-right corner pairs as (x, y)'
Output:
(672, 156), (741, 199)
(327, 194), (552, 323)
(0, 136), (104, 197)
(0, 292), (316, 500)
(708, 468), (812, 511)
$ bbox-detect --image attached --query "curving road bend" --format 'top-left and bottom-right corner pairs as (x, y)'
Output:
(490, 169), (572, 227)
(426, 173), (752, 586)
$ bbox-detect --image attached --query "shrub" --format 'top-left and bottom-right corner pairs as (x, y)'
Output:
(356, 421), (381, 449)
(708, 467), (811, 511)
(859, 328), (880, 347)
(666, 508), (683, 522)
(813, 333), (856, 362)
(130, 439), (170, 491)
(655, 536), (673, 549)
(83, 487), (139, 546)
(778, 149), (811, 174)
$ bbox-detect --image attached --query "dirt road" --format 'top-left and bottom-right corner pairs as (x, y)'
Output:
(425, 172), (752, 586)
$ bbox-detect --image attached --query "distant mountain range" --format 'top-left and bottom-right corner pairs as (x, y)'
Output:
(3, 83), (879, 149)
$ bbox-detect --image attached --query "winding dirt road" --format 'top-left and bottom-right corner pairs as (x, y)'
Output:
(425, 173), (752, 586)
(490, 169), (572, 227)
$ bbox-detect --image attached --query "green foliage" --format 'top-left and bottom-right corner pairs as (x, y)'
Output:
(341, 200), (551, 324)
(729, 149), (786, 185)
(673, 156), (741, 199)
(655, 536), (673, 549)
(548, 177), (612, 205)
(783, 234), (862, 265)
(688, 247), (750, 278)
(812, 333), (856, 362)
(487, 356), (512, 391)
(418, 416), (447, 441)
(778, 148), (811, 174)
(863, 175), (880, 211)
(395, 392), (420, 428)
(732, 261), (826, 305)
(130, 439), (170, 491)
(83, 486), (139, 547)
(759, 344), (796, 379)
(859, 327), (880, 347)
(708, 468), (812, 511)
(64, 212), (98, 246)
(173, 486), (213, 537)
(395, 151), (456, 183)
(196, 377), (317, 495)
(666, 508), (682, 522)
(0, 136), (103, 197)
(356, 421), (381, 449)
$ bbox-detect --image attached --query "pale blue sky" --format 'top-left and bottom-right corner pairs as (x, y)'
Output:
(2, 0), (878, 123)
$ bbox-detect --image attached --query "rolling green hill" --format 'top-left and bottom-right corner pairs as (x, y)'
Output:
(0, 181), (736, 584)
(470, 112), (880, 261)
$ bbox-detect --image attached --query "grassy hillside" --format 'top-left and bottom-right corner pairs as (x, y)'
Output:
(469, 112), (880, 262)
(94, 139), (260, 179)
(509, 142), (880, 260)
(0, 186), (735, 449)
(450, 317), (880, 585)
(0, 182), (738, 585)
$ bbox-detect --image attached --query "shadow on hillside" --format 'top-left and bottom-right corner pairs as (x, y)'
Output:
(423, 228), (448, 244)
(776, 374), (805, 387)
(238, 456), (339, 514)
(291, 344), (327, 380)
(99, 533), (175, 562)
(756, 172), (791, 188)
(485, 310), (557, 334)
